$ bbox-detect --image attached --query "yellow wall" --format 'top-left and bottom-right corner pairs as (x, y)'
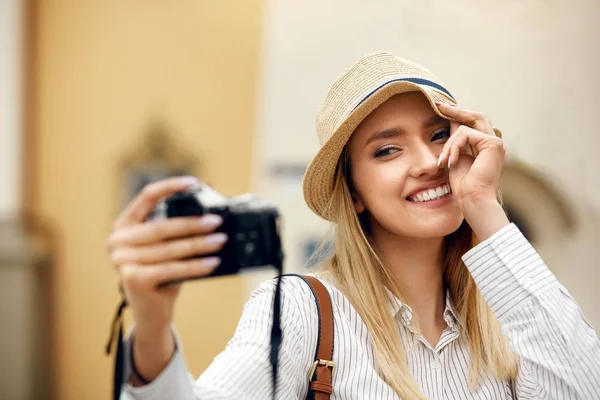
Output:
(32, 1), (263, 399)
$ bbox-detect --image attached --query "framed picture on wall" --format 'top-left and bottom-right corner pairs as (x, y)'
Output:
(119, 121), (199, 210)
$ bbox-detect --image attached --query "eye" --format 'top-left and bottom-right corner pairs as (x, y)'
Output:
(431, 128), (450, 142)
(374, 146), (400, 158)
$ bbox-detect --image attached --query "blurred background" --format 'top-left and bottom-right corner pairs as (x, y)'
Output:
(1, 0), (598, 399)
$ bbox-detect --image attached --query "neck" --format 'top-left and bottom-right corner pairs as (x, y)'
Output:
(371, 227), (446, 328)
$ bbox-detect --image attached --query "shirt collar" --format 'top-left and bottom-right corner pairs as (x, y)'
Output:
(385, 287), (460, 330)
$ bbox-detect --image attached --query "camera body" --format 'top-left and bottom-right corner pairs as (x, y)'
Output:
(152, 184), (284, 284)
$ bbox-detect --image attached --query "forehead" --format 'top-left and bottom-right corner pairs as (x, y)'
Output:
(349, 91), (438, 145)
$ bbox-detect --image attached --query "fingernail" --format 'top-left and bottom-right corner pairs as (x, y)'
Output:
(206, 232), (228, 245)
(180, 176), (200, 185)
(437, 153), (443, 167)
(448, 156), (453, 168)
(199, 214), (223, 228)
(201, 257), (221, 269)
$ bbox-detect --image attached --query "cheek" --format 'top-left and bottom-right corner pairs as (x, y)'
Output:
(353, 160), (410, 205)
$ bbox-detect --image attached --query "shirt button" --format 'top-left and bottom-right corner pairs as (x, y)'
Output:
(496, 243), (508, 255)
(523, 275), (534, 289)
(432, 361), (441, 371)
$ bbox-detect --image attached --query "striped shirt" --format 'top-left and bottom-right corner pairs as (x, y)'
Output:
(121, 223), (600, 399)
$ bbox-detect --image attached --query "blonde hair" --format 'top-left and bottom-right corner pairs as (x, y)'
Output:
(315, 150), (518, 399)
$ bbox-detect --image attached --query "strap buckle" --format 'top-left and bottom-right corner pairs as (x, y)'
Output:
(308, 359), (336, 382)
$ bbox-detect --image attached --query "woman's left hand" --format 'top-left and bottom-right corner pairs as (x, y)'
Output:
(436, 103), (510, 239)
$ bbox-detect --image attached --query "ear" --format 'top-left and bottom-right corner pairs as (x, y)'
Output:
(352, 192), (366, 214)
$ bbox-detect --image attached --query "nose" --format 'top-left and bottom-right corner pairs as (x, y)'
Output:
(408, 143), (441, 178)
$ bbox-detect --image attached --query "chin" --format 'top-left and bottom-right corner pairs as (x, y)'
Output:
(367, 199), (465, 239)
(385, 212), (464, 239)
(421, 218), (464, 238)
(406, 201), (464, 238)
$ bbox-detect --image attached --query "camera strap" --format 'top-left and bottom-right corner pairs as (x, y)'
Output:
(105, 271), (284, 400)
(270, 267), (284, 399)
(105, 289), (127, 400)
(105, 266), (298, 400)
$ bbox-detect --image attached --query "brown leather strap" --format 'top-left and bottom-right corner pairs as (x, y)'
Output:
(303, 275), (334, 400)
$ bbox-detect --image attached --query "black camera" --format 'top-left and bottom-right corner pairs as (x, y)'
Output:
(152, 183), (284, 285)
(149, 183), (286, 396)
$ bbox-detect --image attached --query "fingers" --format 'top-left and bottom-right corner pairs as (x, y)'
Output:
(121, 257), (221, 290)
(439, 125), (502, 168)
(112, 232), (228, 266)
(114, 176), (200, 230)
(107, 214), (223, 250)
(447, 120), (472, 167)
(436, 103), (495, 136)
(447, 126), (480, 168)
(448, 134), (463, 169)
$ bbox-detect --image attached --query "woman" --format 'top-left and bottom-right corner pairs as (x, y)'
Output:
(109, 51), (600, 399)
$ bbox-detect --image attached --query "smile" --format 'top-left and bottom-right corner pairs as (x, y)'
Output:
(408, 184), (452, 203)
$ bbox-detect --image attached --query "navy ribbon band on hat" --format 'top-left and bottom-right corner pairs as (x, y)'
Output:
(351, 77), (455, 114)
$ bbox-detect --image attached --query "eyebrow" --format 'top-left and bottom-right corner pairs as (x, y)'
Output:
(365, 115), (448, 146)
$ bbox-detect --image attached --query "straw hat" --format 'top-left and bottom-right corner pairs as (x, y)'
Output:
(302, 51), (502, 220)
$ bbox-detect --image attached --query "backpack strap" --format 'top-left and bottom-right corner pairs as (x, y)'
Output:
(284, 274), (334, 400)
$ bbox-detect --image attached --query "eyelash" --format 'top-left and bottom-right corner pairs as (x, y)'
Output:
(374, 146), (399, 158)
(431, 128), (451, 142)
(373, 129), (451, 158)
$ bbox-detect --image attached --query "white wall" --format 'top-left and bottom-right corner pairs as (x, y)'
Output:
(251, 0), (600, 327)
(0, 0), (22, 217)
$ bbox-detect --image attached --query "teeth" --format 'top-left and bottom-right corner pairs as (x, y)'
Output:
(409, 184), (452, 203)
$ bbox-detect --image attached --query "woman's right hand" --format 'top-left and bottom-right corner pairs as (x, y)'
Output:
(107, 176), (228, 382)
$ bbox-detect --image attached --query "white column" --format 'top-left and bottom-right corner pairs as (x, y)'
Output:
(0, 2), (35, 400)
(0, 0), (23, 217)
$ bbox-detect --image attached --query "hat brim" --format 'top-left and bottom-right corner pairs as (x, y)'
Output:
(302, 81), (502, 220)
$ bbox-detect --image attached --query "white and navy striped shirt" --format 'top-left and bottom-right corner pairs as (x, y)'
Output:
(121, 223), (600, 399)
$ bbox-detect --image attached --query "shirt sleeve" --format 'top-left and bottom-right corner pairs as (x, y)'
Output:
(462, 223), (600, 399)
(120, 277), (317, 400)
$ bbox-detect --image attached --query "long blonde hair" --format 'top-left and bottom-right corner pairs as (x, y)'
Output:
(315, 150), (518, 399)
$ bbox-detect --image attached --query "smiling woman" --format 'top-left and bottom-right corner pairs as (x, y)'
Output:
(346, 92), (463, 240)
(115, 51), (600, 400)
